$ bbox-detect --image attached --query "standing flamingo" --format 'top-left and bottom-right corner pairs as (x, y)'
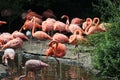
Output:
(0, 32), (13, 45)
(82, 18), (92, 30)
(12, 30), (29, 40)
(68, 24), (84, 33)
(2, 48), (15, 66)
(69, 29), (88, 47)
(19, 19), (42, 32)
(61, 15), (83, 33)
(18, 59), (49, 80)
(2, 48), (16, 75)
(85, 17), (106, 35)
(71, 17), (84, 26)
(45, 40), (67, 63)
(32, 17), (52, 40)
(42, 18), (56, 35)
(52, 33), (69, 43)
(53, 20), (67, 32)
(1, 37), (23, 50)
(52, 14), (70, 33)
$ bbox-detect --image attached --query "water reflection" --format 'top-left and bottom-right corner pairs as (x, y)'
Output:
(0, 40), (104, 80)
(1, 59), (105, 80)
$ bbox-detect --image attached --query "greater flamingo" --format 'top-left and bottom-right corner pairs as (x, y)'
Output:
(18, 59), (49, 80)
(42, 18), (56, 35)
(53, 20), (66, 32)
(0, 32), (13, 45)
(32, 17), (52, 40)
(85, 17), (106, 35)
(1, 37), (23, 50)
(2, 48), (16, 75)
(52, 33), (69, 43)
(82, 18), (92, 30)
(2, 48), (15, 66)
(45, 40), (67, 63)
(61, 15), (83, 33)
(19, 19), (41, 32)
(69, 29), (88, 47)
(12, 30), (29, 40)
(71, 17), (84, 26)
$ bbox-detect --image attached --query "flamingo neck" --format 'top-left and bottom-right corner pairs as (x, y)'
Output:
(85, 18), (92, 33)
(61, 15), (69, 25)
(49, 41), (58, 49)
(32, 21), (36, 36)
(93, 17), (100, 26)
(65, 15), (70, 32)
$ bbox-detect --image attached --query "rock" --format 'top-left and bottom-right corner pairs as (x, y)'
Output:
(0, 64), (9, 79)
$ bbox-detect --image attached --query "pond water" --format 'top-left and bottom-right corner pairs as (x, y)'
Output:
(0, 40), (108, 80)
(1, 58), (106, 80)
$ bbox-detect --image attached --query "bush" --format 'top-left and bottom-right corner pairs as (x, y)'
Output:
(90, 0), (120, 78)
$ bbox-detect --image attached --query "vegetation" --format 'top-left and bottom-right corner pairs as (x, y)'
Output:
(86, 0), (120, 79)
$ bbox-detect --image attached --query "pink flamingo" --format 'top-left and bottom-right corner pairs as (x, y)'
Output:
(42, 18), (56, 35)
(1, 37), (23, 50)
(0, 32), (13, 45)
(69, 29), (88, 47)
(12, 30), (29, 40)
(18, 59), (49, 80)
(53, 20), (66, 32)
(82, 18), (92, 30)
(61, 15), (83, 33)
(45, 40), (67, 63)
(61, 15), (70, 32)
(52, 33), (69, 43)
(52, 14), (71, 33)
(71, 17), (84, 26)
(32, 17), (52, 40)
(19, 19), (42, 32)
(85, 17), (106, 35)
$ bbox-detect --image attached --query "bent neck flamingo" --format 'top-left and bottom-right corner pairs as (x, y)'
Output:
(18, 59), (48, 80)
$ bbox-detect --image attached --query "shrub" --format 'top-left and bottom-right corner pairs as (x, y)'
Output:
(90, 0), (120, 78)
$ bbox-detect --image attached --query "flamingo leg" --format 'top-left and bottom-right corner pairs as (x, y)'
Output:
(54, 57), (59, 64)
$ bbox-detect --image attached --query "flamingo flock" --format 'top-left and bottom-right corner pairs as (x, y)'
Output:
(0, 9), (108, 79)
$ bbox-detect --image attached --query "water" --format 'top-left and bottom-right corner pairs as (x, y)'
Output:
(0, 40), (108, 80)
(1, 59), (105, 80)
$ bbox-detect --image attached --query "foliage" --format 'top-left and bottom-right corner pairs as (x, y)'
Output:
(90, 0), (120, 78)
(92, 0), (120, 21)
